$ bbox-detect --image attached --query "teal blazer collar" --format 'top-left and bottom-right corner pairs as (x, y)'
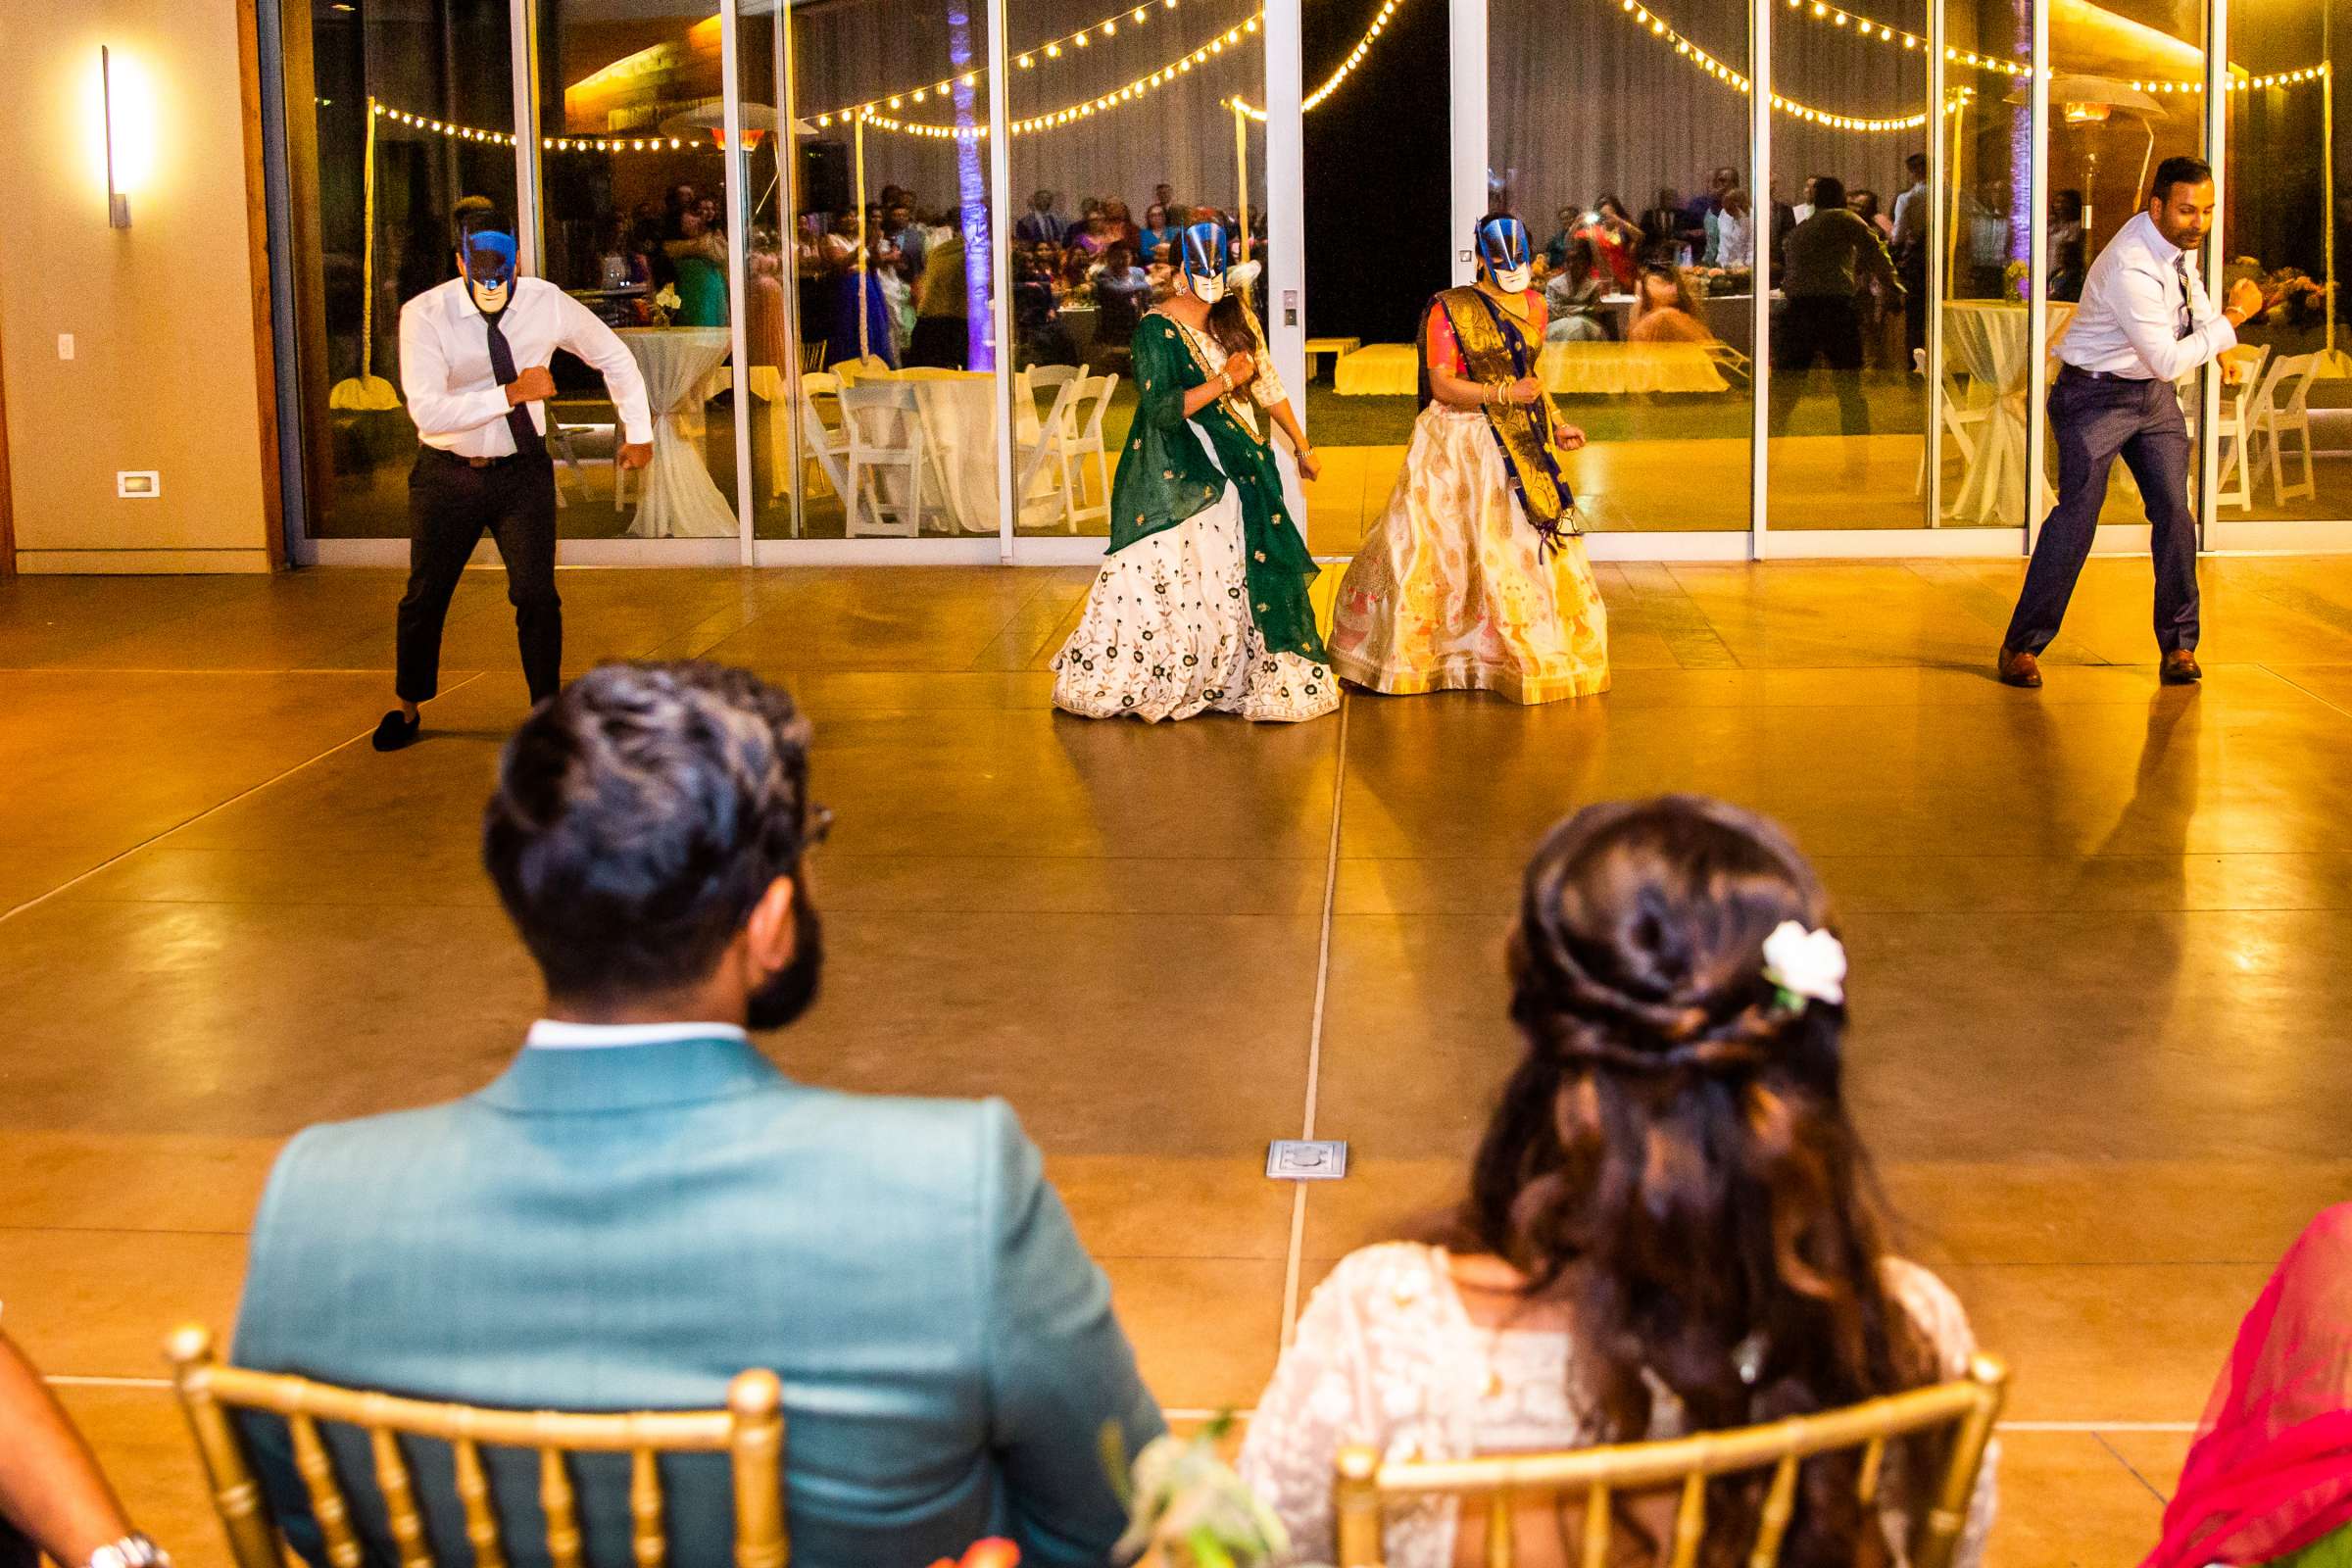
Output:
(476, 1035), (785, 1114)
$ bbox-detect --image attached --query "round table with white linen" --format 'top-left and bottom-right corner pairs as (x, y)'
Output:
(617, 326), (738, 539)
(1939, 299), (2076, 525)
(1539, 340), (1731, 396)
(843, 367), (1052, 534)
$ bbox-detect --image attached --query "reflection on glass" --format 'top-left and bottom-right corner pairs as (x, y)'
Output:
(1004, 0), (1266, 538)
(759, 0), (1002, 538)
(2221, 0), (2347, 525)
(297, 0), (516, 538)
(538, 0), (739, 540)
(1489, 0), (1752, 532)
(1930, 1), (2033, 530)
(2039, 0), (2204, 528)
(1764, 0), (1928, 531)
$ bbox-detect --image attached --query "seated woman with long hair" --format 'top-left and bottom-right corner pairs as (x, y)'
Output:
(1626, 264), (1715, 345)
(1240, 795), (1995, 1568)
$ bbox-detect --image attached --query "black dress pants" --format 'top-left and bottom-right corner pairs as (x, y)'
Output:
(395, 447), (562, 705)
(2003, 371), (2199, 656)
(1770, 295), (1871, 437)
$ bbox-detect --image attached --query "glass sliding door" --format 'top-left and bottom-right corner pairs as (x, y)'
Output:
(2036, 0), (2205, 533)
(1004, 0), (1266, 540)
(771, 0), (1005, 544)
(1929, 0), (2034, 535)
(534, 0), (742, 546)
(1299, 0), (1446, 557)
(1764, 0), (1932, 533)
(2214, 0), (2349, 536)
(287, 0), (518, 540)
(1491, 0), (1754, 536)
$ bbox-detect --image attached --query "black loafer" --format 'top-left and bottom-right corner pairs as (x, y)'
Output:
(371, 710), (421, 752)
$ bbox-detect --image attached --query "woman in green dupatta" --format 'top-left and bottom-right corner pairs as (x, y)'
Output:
(1052, 222), (1338, 723)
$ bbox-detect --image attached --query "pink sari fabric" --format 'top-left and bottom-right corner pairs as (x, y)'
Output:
(2145, 1204), (2352, 1568)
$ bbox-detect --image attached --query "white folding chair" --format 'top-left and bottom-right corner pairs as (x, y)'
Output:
(840, 382), (946, 537)
(546, 413), (597, 511)
(1026, 364), (1082, 404)
(1912, 348), (1990, 509)
(1012, 373), (1085, 527)
(2251, 351), (2322, 506)
(798, 385), (852, 503)
(2212, 344), (2270, 513)
(1052, 372), (1120, 532)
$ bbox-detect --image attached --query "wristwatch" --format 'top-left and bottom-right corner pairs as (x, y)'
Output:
(86, 1534), (170, 1568)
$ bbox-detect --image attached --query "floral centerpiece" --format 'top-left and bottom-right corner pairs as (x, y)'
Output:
(650, 282), (682, 327)
(1105, 1417), (1306, 1568)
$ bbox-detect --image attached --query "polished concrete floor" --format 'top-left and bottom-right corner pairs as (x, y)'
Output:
(7, 555), (2352, 1565)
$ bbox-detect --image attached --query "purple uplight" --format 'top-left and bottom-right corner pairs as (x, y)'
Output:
(949, 0), (992, 369)
(2007, 0), (2031, 268)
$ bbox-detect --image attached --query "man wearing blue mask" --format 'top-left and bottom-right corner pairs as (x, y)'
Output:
(374, 203), (656, 752)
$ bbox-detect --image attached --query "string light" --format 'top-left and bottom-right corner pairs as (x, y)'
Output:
(804, 0), (1227, 123)
(1778, 0), (2332, 96)
(861, 13), (1265, 139)
(1229, 0), (1403, 121)
(1618, 0), (1933, 131)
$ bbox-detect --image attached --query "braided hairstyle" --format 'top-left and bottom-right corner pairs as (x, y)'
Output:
(1460, 796), (1937, 1567)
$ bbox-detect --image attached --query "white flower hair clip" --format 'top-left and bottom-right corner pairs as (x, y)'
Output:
(1761, 920), (1846, 1010)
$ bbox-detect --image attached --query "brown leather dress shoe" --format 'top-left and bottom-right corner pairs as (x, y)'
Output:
(1996, 647), (2043, 688)
(2161, 649), (2203, 684)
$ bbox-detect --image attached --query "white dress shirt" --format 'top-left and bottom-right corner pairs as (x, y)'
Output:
(398, 275), (656, 457)
(1888, 179), (1930, 252)
(1713, 209), (1753, 270)
(2056, 211), (2236, 382)
(524, 1019), (750, 1051)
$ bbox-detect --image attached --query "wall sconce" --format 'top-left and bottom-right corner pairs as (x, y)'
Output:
(102, 46), (131, 227)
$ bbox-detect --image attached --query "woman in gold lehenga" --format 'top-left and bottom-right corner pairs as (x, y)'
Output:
(1328, 215), (1610, 705)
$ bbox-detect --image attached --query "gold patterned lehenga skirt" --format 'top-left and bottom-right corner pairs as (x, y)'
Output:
(1327, 404), (1610, 705)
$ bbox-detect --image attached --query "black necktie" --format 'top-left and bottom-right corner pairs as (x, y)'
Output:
(482, 310), (546, 457)
(2174, 258), (2195, 341)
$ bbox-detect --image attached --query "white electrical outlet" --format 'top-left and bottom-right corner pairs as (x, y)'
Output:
(117, 470), (161, 499)
(58, 334), (74, 361)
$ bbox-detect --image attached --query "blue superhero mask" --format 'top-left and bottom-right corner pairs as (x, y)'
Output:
(1179, 221), (1230, 304)
(462, 228), (519, 315)
(1475, 215), (1534, 292)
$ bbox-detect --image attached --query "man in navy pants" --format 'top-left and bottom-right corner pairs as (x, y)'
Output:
(1997, 157), (2271, 689)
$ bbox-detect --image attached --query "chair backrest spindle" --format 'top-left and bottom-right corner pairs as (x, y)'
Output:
(164, 1325), (785, 1568)
(1743, 1454), (1800, 1568)
(454, 1438), (510, 1568)
(366, 1420), (434, 1568)
(1330, 1359), (2006, 1568)
(1484, 1489), (1514, 1568)
(1577, 1485), (1611, 1568)
(1667, 1473), (1706, 1568)
(287, 1413), (366, 1568)
(540, 1448), (585, 1568)
(630, 1450), (666, 1568)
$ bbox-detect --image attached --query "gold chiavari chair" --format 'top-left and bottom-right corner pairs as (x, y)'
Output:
(165, 1325), (788, 1568)
(1334, 1354), (2005, 1568)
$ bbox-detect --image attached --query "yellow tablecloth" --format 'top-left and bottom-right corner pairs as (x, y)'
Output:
(1334, 343), (1419, 397)
(1538, 341), (1730, 396)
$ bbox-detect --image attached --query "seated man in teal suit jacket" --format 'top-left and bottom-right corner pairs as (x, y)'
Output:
(232, 661), (1165, 1568)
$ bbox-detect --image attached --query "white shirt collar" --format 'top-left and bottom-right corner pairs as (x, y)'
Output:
(525, 1020), (750, 1051)
(2132, 211), (2189, 269)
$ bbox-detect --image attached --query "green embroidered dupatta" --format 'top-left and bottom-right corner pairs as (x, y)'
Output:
(1104, 309), (1326, 662)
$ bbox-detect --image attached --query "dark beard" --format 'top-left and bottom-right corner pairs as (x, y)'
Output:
(746, 896), (823, 1032)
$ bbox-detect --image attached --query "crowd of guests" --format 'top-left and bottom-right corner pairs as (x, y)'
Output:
(4, 658), (2347, 1567)
(785, 180), (1268, 372)
(1517, 158), (1927, 379)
